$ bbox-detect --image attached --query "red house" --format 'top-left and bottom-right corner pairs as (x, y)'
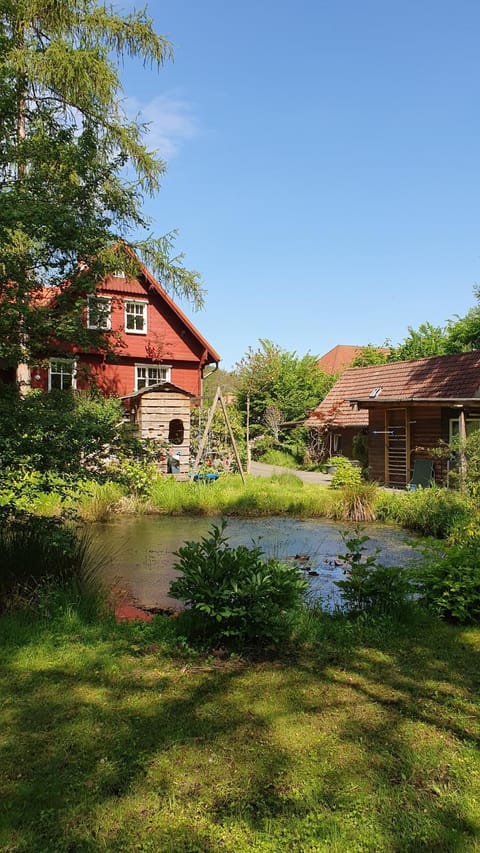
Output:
(29, 254), (220, 399)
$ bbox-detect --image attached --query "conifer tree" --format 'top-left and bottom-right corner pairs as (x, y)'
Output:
(0, 1), (204, 383)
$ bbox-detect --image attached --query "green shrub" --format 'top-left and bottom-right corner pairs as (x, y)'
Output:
(375, 487), (472, 538)
(329, 456), (363, 489)
(335, 527), (412, 616)
(169, 521), (308, 649)
(103, 459), (159, 498)
(411, 524), (480, 622)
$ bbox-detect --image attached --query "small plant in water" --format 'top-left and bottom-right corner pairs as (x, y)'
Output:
(335, 526), (411, 616)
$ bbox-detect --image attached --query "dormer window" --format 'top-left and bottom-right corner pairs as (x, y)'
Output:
(87, 295), (111, 330)
(125, 299), (147, 334)
(112, 270), (126, 279)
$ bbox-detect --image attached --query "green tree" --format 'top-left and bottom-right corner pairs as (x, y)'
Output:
(350, 345), (389, 368)
(235, 339), (334, 437)
(0, 0), (203, 383)
(388, 323), (450, 362)
(445, 297), (480, 352)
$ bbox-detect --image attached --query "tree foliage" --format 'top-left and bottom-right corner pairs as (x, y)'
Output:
(0, 0), (203, 369)
(388, 323), (451, 362)
(445, 300), (480, 353)
(350, 345), (389, 368)
(235, 339), (334, 436)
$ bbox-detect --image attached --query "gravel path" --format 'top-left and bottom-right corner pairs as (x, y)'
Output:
(249, 460), (332, 485)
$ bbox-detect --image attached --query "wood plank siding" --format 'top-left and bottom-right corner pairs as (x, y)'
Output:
(129, 386), (193, 479)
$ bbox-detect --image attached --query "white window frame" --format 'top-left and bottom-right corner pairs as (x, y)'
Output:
(48, 359), (77, 391)
(87, 295), (112, 330)
(125, 299), (148, 334)
(112, 269), (126, 279)
(135, 364), (171, 391)
(449, 417), (480, 442)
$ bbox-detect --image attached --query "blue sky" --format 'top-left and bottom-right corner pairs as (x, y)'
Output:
(120, 0), (480, 369)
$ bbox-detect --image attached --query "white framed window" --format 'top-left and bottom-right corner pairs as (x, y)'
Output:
(449, 417), (480, 442)
(125, 299), (147, 334)
(135, 364), (171, 390)
(87, 295), (111, 330)
(48, 359), (77, 391)
(112, 269), (126, 279)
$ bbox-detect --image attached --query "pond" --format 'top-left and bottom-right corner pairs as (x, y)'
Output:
(93, 516), (419, 611)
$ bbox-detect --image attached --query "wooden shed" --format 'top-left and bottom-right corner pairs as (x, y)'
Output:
(307, 351), (480, 488)
(122, 382), (195, 479)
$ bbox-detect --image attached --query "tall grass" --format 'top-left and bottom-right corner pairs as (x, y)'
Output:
(375, 486), (472, 538)
(77, 481), (125, 522)
(0, 511), (107, 618)
(149, 474), (333, 517)
(330, 481), (378, 522)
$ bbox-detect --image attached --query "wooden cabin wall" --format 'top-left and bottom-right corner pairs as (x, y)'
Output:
(135, 391), (191, 478)
(367, 409), (387, 484)
(410, 405), (445, 484)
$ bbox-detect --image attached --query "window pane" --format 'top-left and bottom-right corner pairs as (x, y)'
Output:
(50, 361), (74, 391)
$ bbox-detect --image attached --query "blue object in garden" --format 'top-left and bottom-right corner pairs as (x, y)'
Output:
(193, 472), (219, 483)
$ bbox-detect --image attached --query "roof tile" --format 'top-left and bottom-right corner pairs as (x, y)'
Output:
(307, 351), (480, 428)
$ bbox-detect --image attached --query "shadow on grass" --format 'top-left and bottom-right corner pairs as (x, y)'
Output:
(0, 612), (479, 852)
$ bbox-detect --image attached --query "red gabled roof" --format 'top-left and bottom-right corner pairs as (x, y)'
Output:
(33, 245), (221, 366)
(119, 244), (220, 366)
(317, 344), (390, 375)
(306, 350), (480, 429)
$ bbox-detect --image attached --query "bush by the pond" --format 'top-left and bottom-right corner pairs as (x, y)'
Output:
(411, 522), (480, 623)
(335, 527), (412, 616)
(375, 486), (472, 538)
(169, 521), (309, 649)
(329, 456), (363, 489)
(0, 509), (106, 618)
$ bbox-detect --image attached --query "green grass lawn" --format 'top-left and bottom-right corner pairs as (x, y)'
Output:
(1, 610), (480, 852)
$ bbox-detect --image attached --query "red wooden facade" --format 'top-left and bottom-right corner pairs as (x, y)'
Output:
(29, 260), (220, 399)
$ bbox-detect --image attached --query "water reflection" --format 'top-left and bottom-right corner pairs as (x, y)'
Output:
(93, 516), (418, 610)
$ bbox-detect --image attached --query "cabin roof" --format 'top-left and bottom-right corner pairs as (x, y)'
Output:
(306, 350), (480, 429)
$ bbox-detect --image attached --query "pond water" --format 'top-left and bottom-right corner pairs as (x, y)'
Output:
(93, 516), (419, 611)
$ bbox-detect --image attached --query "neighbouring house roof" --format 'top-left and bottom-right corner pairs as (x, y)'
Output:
(306, 350), (480, 430)
(317, 344), (390, 375)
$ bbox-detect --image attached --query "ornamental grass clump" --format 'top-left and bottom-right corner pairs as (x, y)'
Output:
(169, 520), (308, 650)
(0, 508), (106, 618)
(332, 481), (378, 522)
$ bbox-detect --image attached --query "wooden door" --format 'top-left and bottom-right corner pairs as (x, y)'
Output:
(386, 408), (408, 488)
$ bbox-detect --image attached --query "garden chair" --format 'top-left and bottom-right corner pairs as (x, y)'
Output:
(408, 459), (434, 490)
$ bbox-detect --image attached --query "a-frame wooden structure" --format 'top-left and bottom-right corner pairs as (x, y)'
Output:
(193, 387), (245, 483)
